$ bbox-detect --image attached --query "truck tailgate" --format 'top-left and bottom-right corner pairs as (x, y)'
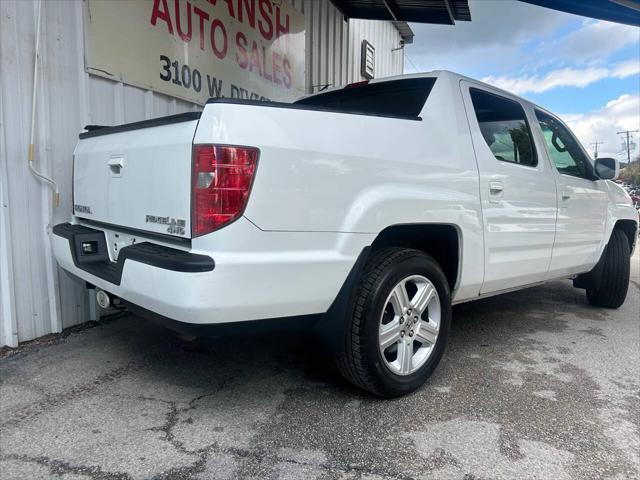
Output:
(73, 114), (199, 239)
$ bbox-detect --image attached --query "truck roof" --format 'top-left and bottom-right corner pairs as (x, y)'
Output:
(298, 70), (545, 113)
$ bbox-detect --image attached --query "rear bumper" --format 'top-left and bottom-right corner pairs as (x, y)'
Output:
(53, 223), (222, 324)
(53, 223), (214, 285)
(52, 220), (370, 326)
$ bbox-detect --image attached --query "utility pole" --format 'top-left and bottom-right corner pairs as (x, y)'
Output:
(589, 141), (603, 159)
(617, 130), (638, 165)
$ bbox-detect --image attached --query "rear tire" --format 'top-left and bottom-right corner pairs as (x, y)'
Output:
(586, 230), (630, 309)
(335, 248), (451, 397)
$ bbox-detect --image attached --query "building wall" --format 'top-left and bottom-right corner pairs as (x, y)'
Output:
(348, 19), (405, 83)
(0, 0), (404, 347)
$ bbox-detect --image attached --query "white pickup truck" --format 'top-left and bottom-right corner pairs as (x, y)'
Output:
(53, 71), (638, 397)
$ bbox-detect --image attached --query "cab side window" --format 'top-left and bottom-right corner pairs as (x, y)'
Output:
(535, 110), (592, 179)
(470, 88), (537, 167)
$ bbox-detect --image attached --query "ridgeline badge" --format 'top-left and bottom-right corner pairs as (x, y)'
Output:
(74, 204), (93, 214)
(145, 215), (186, 236)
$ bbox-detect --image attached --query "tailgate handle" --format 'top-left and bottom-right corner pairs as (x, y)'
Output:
(108, 156), (124, 176)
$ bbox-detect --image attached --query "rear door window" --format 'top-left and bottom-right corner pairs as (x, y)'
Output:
(469, 88), (537, 167)
(294, 78), (436, 118)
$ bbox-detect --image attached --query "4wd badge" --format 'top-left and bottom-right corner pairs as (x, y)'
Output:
(145, 215), (186, 236)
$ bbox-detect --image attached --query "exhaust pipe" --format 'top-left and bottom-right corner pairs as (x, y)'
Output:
(96, 289), (111, 309)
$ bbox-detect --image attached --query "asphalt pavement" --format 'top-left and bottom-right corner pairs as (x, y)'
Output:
(1, 252), (638, 479)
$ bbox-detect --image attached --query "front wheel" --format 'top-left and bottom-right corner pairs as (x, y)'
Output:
(336, 248), (451, 397)
(586, 230), (631, 309)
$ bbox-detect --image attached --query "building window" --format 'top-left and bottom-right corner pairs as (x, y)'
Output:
(470, 88), (537, 167)
(361, 40), (375, 80)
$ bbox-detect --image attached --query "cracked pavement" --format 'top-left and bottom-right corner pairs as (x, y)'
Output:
(1, 252), (638, 479)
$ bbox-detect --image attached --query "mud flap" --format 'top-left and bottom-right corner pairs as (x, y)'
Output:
(313, 247), (371, 357)
(573, 245), (606, 291)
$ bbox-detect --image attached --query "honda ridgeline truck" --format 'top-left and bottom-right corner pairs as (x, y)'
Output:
(53, 71), (639, 397)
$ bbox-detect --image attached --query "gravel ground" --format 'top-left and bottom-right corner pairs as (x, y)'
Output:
(1, 252), (638, 479)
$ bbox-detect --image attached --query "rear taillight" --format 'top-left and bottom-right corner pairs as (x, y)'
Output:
(191, 144), (259, 237)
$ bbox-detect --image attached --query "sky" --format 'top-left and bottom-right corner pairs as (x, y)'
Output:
(405, 0), (640, 161)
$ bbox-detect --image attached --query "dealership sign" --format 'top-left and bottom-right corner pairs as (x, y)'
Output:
(85, 0), (306, 103)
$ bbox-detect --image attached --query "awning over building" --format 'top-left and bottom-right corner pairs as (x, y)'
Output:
(520, 0), (640, 27)
(329, 0), (471, 25)
(331, 0), (639, 27)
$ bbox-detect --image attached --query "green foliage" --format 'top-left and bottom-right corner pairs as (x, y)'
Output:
(620, 158), (640, 186)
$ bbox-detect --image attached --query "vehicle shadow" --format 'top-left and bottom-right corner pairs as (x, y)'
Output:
(109, 278), (601, 399)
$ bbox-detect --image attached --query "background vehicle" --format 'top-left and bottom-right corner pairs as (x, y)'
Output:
(53, 71), (639, 397)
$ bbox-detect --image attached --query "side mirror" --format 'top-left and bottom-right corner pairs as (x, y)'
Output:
(594, 157), (619, 180)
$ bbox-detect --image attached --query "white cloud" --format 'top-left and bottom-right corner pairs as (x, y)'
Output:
(481, 60), (639, 94)
(549, 20), (640, 64)
(611, 59), (640, 78)
(405, 0), (569, 75)
(406, 3), (639, 83)
(560, 94), (640, 160)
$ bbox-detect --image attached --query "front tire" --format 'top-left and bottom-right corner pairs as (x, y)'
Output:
(586, 230), (630, 309)
(336, 248), (451, 397)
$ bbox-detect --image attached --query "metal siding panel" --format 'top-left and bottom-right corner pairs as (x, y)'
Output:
(347, 20), (356, 82)
(337, 17), (343, 85)
(378, 22), (384, 77)
(311, 1), (321, 92)
(0, 0), (22, 344)
(320, 1), (329, 88)
(89, 76), (119, 126)
(348, 19), (404, 80)
(358, 20), (365, 80)
(326, 5), (333, 88)
(123, 84), (146, 124)
(384, 23), (391, 76)
(383, 23), (390, 77)
(175, 98), (199, 113)
(336, 9), (345, 87)
(152, 92), (175, 118)
(114, 82), (124, 124)
(39, 0), (87, 332)
(328, 6), (336, 88)
(350, 20), (360, 81)
(0, 0), (205, 344)
(341, 15), (349, 85)
(1, 0), (48, 342)
(57, 0), (91, 331)
(0, 79), (18, 348)
(304, 0), (313, 93)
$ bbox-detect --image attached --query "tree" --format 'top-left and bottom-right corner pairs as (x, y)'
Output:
(620, 156), (640, 186)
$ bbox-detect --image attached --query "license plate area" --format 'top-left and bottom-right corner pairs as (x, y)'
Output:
(73, 231), (110, 264)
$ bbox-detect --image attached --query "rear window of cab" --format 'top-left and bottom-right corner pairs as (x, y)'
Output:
(294, 78), (437, 119)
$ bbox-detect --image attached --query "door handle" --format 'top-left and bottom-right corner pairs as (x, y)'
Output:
(489, 181), (503, 194)
(561, 191), (571, 201)
(489, 181), (504, 204)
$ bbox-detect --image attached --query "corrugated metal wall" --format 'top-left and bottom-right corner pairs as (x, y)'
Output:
(297, 3), (406, 93)
(0, 0), (404, 347)
(0, 0), (201, 347)
(348, 19), (405, 82)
